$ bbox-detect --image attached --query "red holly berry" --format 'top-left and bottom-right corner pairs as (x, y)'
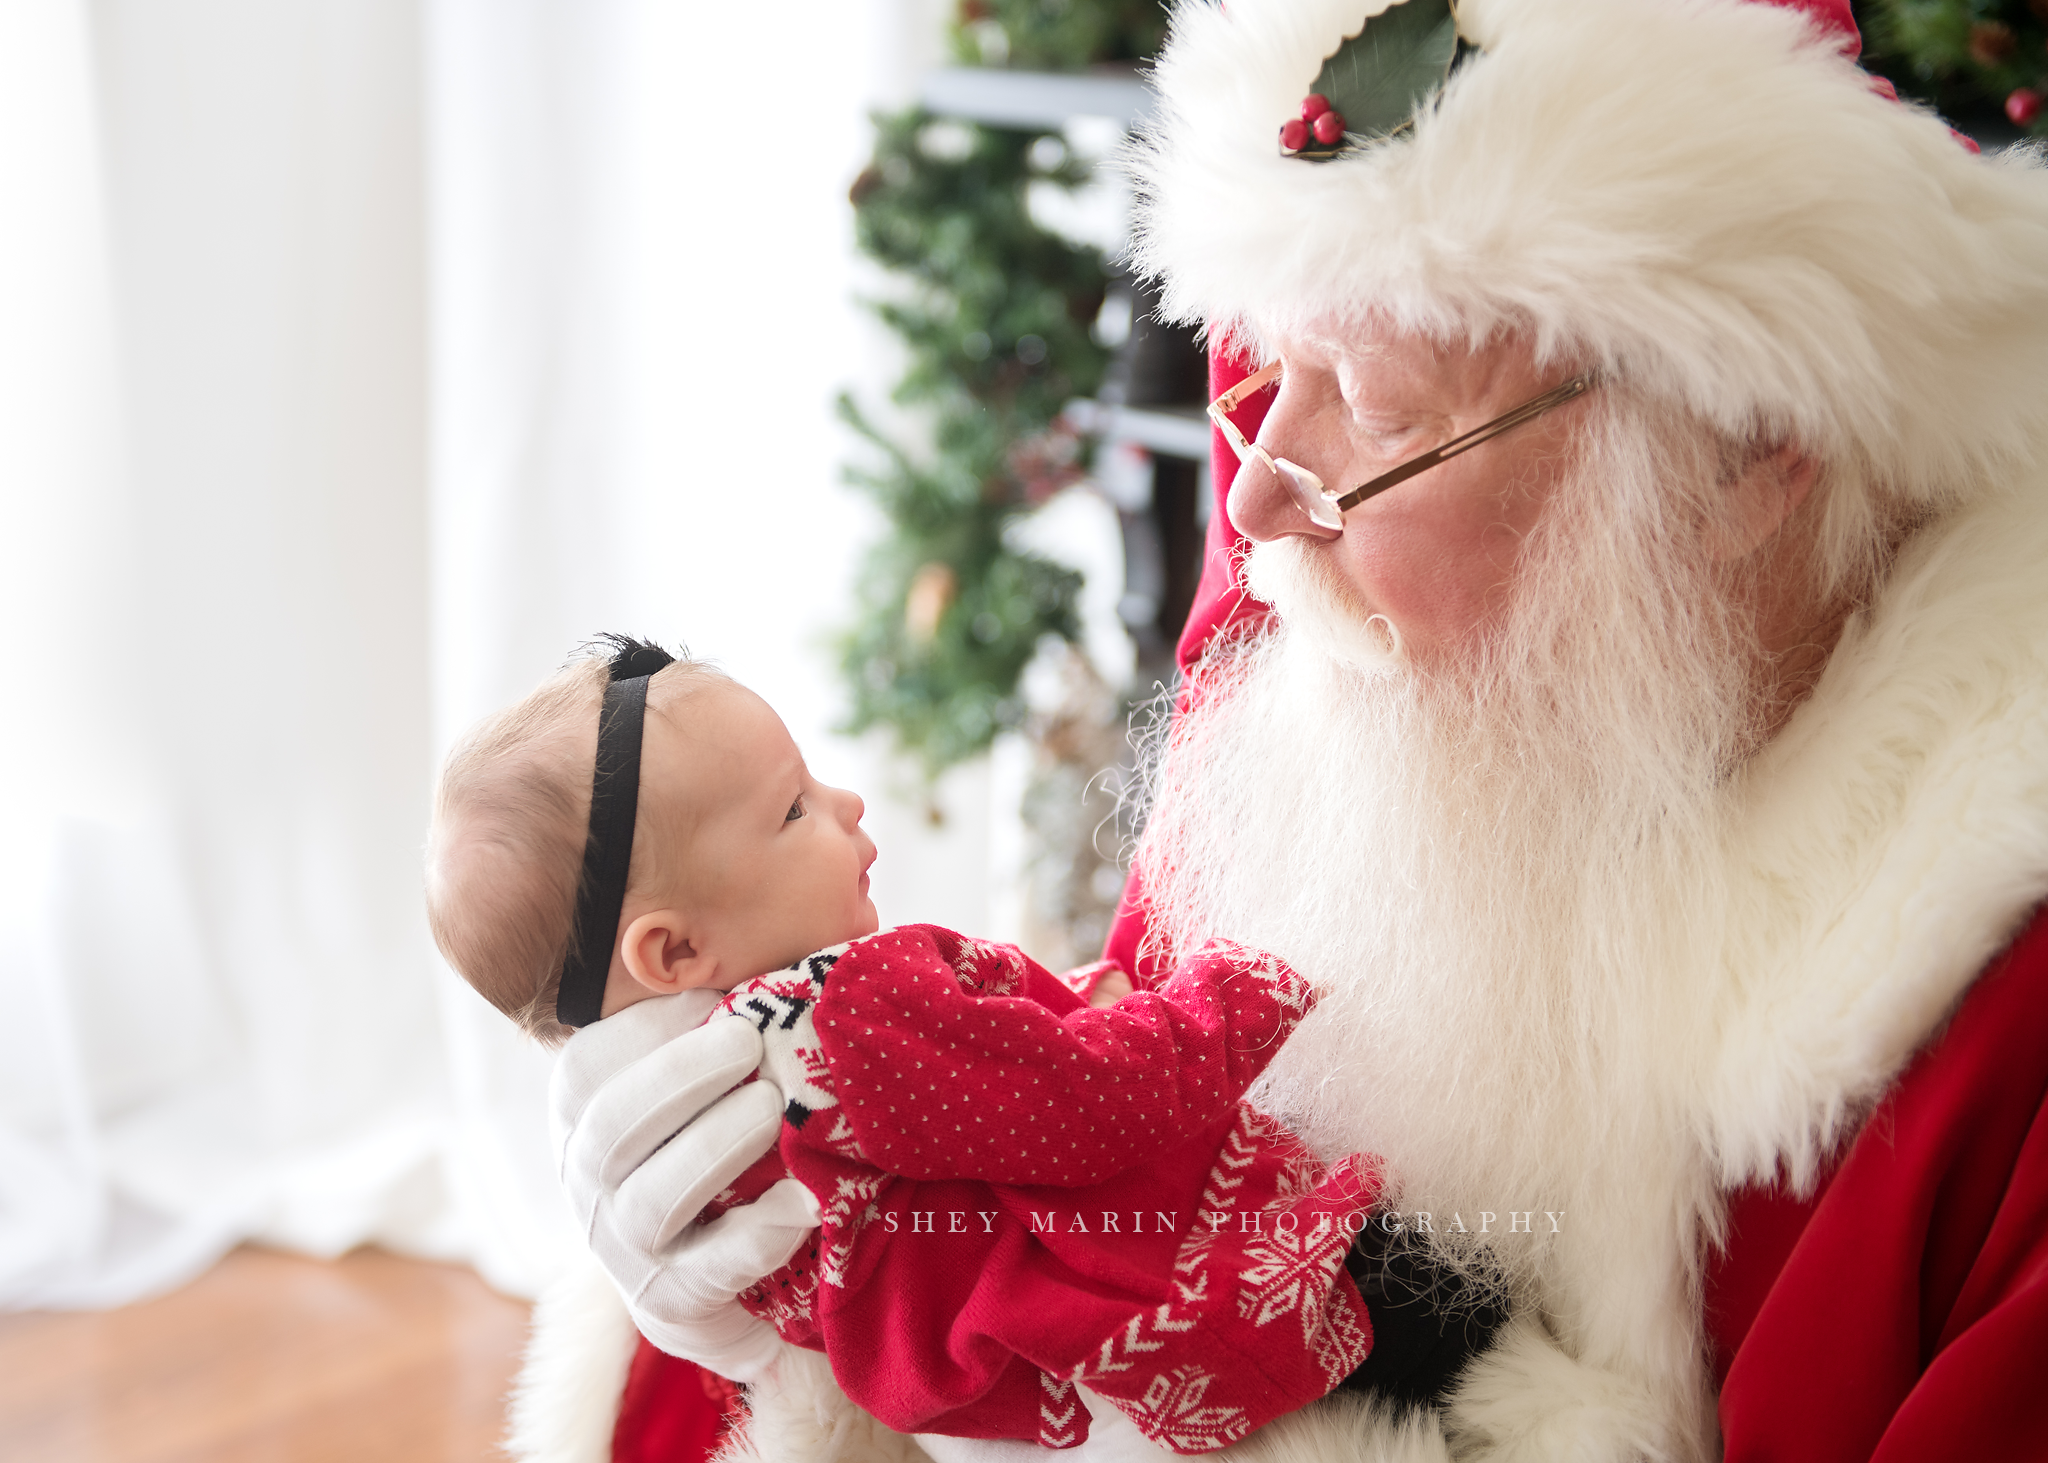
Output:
(1312, 109), (1346, 145)
(1280, 118), (1311, 152)
(1301, 94), (1332, 122)
(2008, 87), (2043, 128)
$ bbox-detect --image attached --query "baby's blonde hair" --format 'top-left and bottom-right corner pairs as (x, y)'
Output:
(426, 651), (722, 1047)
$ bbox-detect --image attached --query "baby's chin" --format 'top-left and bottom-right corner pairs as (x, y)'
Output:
(804, 902), (883, 959)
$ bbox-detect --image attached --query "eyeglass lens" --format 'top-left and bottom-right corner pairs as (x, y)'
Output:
(1272, 457), (1342, 530)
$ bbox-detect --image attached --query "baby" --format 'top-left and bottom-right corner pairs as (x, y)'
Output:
(427, 637), (1378, 1453)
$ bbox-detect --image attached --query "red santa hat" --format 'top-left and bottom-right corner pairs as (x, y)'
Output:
(1128, 0), (2048, 508)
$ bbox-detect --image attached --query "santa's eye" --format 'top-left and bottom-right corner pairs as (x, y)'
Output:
(785, 796), (806, 822)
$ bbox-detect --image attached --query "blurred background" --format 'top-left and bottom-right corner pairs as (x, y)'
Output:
(0, 0), (2032, 1453)
(0, 0), (1221, 1324)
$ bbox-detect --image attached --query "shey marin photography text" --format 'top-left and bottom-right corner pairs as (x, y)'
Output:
(875, 1208), (1567, 1237)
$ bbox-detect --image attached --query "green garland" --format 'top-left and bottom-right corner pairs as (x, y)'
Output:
(954, 0), (1168, 68)
(1862, 0), (2048, 133)
(837, 110), (1113, 777)
(837, 2), (1176, 781)
(834, 0), (2031, 782)
(838, 0), (1176, 779)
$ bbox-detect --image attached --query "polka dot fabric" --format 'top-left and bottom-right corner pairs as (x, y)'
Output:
(700, 926), (1378, 1452)
(815, 927), (1306, 1186)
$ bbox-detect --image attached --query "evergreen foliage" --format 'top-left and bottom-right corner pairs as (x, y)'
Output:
(836, 2), (1176, 780)
(953, 0), (1169, 69)
(1862, 0), (2048, 134)
(837, 110), (1113, 777)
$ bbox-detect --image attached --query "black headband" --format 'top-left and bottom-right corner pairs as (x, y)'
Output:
(556, 634), (677, 1028)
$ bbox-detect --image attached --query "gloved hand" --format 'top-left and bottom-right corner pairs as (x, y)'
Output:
(551, 989), (821, 1382)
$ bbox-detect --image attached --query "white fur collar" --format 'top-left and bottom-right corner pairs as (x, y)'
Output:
(1700, 474), (2048, 1190)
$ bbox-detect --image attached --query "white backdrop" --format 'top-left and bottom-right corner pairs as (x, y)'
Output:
(0, 0), (1013, 1309)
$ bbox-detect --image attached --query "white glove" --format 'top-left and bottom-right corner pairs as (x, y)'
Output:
(551, 989), (822, 1381)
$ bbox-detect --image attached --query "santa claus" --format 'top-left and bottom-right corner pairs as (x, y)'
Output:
(514, 0), (2048, 1458)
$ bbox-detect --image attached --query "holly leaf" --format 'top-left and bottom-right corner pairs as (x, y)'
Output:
(1308, 0), (1461, 147)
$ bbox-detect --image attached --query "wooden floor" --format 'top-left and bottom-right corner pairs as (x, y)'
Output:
(0, 1246), (532, 1463)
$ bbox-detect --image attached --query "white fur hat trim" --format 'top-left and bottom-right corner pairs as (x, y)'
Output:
(1128, 0), (2048, 501)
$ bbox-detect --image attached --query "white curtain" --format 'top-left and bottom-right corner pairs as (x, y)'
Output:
(0, 0), (983, 1310)
(0, 0), (452, 1310)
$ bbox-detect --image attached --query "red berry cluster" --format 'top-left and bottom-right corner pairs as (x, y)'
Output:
(1279, 93), (1347, 154)
(2009, 87), (2043, 128)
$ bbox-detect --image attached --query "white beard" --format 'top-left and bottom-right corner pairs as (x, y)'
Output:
(1134, 403), (1775, 1305)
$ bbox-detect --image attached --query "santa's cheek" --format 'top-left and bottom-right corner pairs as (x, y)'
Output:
(1336, 481), (1532, 653)
(1334, 523), (1475, 647)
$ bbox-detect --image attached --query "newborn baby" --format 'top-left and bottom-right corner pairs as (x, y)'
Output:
(427, 637), (1376, 1453)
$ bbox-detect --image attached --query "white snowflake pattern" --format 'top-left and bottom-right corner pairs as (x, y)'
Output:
(1110, 1365), (1251, 1453)
(1236, 1218), (1349, 1345)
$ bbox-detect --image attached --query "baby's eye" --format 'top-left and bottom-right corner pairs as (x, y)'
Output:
(785, 796), (806, 822)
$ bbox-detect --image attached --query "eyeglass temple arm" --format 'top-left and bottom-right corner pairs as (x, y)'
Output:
(1331, 375), (1593, 513)
(1205, 361), (1287, 464)
(1210, 361), (1285, 418)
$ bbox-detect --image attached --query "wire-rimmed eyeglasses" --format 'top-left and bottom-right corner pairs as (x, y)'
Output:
(1208, 363), (1598, 530)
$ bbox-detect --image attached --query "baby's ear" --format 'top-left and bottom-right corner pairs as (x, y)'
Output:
(615, 909), (715, 1001)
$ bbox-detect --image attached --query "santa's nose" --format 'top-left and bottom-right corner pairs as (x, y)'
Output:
(1226, 448), (1343, 543)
